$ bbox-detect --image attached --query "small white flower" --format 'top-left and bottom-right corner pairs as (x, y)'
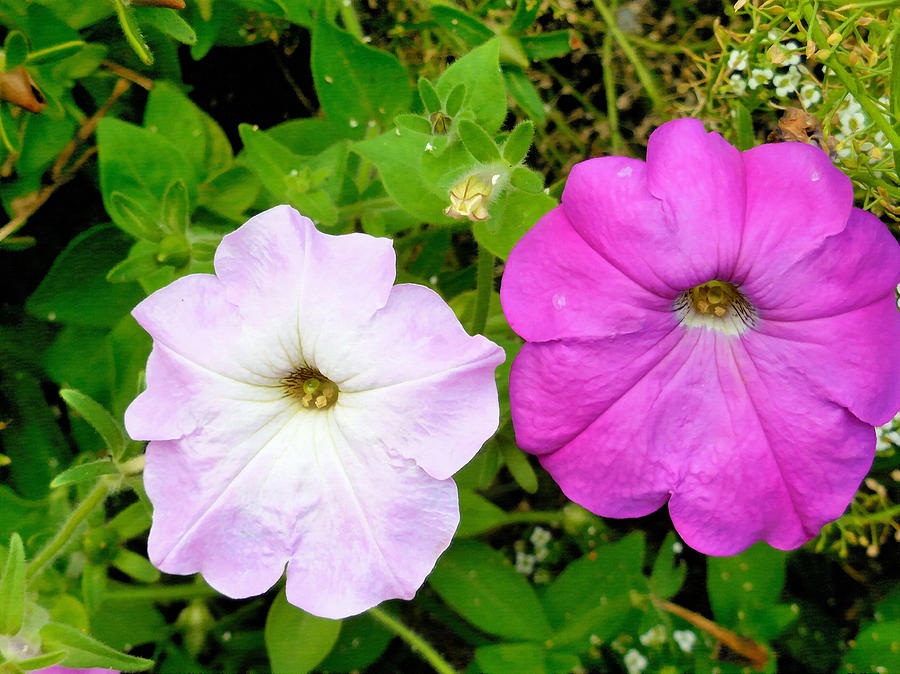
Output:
(773, 67), (801, 97)
(729, 73), (747, 95)
(530, 526), (552, 548)
(425, 142), (434, 152)
(672, 541), (684, 554)
(639, 624), (667, 647)
(673, 629), (697, 653)
(727, 49), (749, 71)
(784, 40), (802, 66)
(515, 551), (536, 575)
(799, 82), (821, 107)
(748, 68), (774, 90)
(624, 649), (649, 674)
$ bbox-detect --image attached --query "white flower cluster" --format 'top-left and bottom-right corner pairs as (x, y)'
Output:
(673, 629), (698, 653)
(514, 526), (554, 575)
(639, 624), (667, 647)
(876, 409), (900, 452)
(725, 40), (822, 106)
(833, 94), (894, 161)
(624, 648), (649, 674)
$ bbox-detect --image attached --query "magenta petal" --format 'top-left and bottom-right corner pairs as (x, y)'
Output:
(509, 318), (681, 453)
(332, 284), (505, 480)
(666, 332), (872, 554)
(645, 118), (746, 278)
(743, 207), (900, 320)
(753, 295), (900, 426)
(500, 206), (672, 342)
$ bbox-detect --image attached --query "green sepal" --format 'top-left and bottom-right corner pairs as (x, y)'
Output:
(112, 0), (153, 65)
(15, 651), (67, 671)
(160, 179), (190, 236)
(509, 166), (543, 193)
(106, 252), (160, 284)
(459, 120), (502, 164)
(40, 621), (154, 670)
(109, 191), (162, 242)
(417, 76), (441, 114)
(502, 121), (534, 165)
(59, 389), (127, 460)
(49, 460), (118, 489)
(395, 113), (432, 135)
(0, 533), (26, 635)
(444, 82), (466, 118)
(4, 32), (29, 70)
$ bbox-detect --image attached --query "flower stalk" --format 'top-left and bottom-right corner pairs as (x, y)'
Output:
(472, 245), (494, 336)
(368, 606), (458, 674)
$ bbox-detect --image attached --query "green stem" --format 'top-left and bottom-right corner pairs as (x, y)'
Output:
(471, 245), (493, 335)
(337, 197), (396, 220)
(368, 606), (458, 674)
(839, 503), (900, 526)
(26, 479), (111, 581)
(591, 0), (665, 113)
(104, 582), (220, 603)
(503, 510), (565, 526)
(602, 34), (623, 153)
(340, 0), (364, 40)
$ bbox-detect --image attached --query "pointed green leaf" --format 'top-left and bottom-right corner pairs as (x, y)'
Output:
(264, 590), (341, 674)
(59, 389), (127, 460)
(436, 39), (505, 133)
(510, 0), (541, 33)
(649, 531), (686, 599)
(81, 560), (107, 616)
(509, 166), (544, 193)
(444, 82), (466, 117)
(106, 251), (160, 284)
(112, 0), (153, 65)
(312, 12), (412, 132)
(40, 622), (154, 670)
(0, 533), (26, 635)
(395, 113), (432, 135)
(731, 101), (755, 151)
(503, 120), (534, 165)
(431, 6), (493, 46)
(111, 549), (160, 583)
(17, 651), (67, 670)
(520, 30), (575, 60)
(459, 120), (502, 164)
(456, 489), (508, 537)
(109, 192), (162, 242)
(503, 67), (547, 123)
(138, 7), (197, 45)
(417, 76), (441, 114)
(498, 440), (538, 493)
(4, 32), (29, 69)
(428, 539), (552, 641)
(161, 179), (190, 236)
(49, 460), (118, 489)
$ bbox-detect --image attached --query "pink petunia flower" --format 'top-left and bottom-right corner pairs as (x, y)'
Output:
(500, 118), (900, 555)
(125, 205), (505, 618)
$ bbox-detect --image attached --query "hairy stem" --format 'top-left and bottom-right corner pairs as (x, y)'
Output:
(368, 606), (458, 674)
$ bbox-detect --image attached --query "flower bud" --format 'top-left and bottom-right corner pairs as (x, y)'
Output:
(0, 66), (46, 113)
(430, 111), (451, 135)
(444, 172), (499, 222)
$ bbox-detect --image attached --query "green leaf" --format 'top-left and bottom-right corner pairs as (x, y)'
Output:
(109, 192), (162, 242)
(264, 590), (341, 674)
(198, 165), (260, 221)
(26, 41), (86, 65)
(0, 487), (51, 546)
(106, 251), (160, 284)
(112, 0), (153, 65)
(417, 76), (441, 114)
(395, 113), (432, 135)
(81, 561), (107, 616)
(649, 531), (686, 600)
(138, 7), (197, 45)
(731, 101), (755, 151)
(510, 0), (542, 33)
(98, 118), (197, 235)
(16, 651), (67, 671)
(707, 543), (794, 641)
(499, 441), (538, 493)
(436, 39), (506, 133)
(843, 620), (900, 673)
(317, 613), (392, 672)
(59, 389), (127, 460)
(111, 549), (160, 583)
(503, 121), (534, 165)
(475, 643), (580, 674)
(90, 596), (167, 651)
(108, 502), (153, 540)
(0, 534), (26, 635)
(509, 166), (544, 192)
(444, 82), (466, 117)
(40, 621), (154, 670)
(4, 32), (29, 69)
(312, 12), (412, 132)
(520, 31), (575, 60)
(431, 6), (493, 46)
(473, 187), (555, 260)
(454, 440), (501, 491)
(428, 539), (552, 641)
(144, 81), (232, 183)
(49, 460), (118, 489)
(268, 117), (347, 155)
(459, 120), (503, 164)
(161, 179), (190, 236)
(456, 489), (509, 537)
(543, 532), (646, 628)
(26, 224), (144, 328)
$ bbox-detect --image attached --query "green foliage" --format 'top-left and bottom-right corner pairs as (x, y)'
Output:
(264, 590), (341, 674)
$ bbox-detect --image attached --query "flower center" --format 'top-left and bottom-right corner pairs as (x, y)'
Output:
(674, 280), (757, 335)
(282, 367), (339, 410)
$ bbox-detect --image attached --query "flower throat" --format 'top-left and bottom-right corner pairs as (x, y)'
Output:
(674, 280), (757, 335)
(282, 367), (339, 410)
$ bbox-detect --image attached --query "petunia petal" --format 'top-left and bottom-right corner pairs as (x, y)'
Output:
(644, 118), (746, 280)
(284, 422), (460, 619)
(213, 205), (396, 369)
(741, 207), (900, 320)
(330, 284), (505, 480)
(752, 295), (900, 426)
(665, 330), (873, 554)
(509, 317), (681, 453)
(500, 206), (672, 342)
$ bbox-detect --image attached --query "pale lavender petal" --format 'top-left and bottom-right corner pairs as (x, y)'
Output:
(500, 206), (673, 342)
(742, 208), (900, 320)
(509, 318), (681, 453)
(752, 295), (900, 425)
(331, 284), (505, 480)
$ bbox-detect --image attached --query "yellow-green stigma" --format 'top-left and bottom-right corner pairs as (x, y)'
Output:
(674, 280), (757, 335)
(282, 367), (339, 410)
